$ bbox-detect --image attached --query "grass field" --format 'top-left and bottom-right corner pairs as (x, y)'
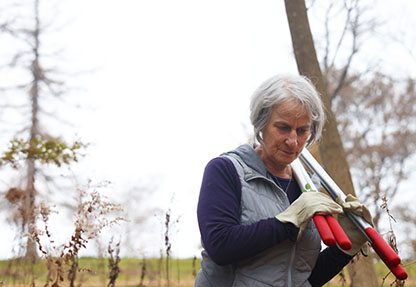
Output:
(0, 257), (414, 286)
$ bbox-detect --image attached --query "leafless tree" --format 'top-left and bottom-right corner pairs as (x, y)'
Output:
(312, 0), (378, 100)
(0, 0), (84, 261)
(331, 72), (416, 228)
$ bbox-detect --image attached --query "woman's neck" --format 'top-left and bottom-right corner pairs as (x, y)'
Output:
(255, 146), (292, 178)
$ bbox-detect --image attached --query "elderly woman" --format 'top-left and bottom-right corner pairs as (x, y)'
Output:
(195, 74), (369, 287)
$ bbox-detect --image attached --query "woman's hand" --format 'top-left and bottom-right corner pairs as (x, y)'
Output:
(275, 192), (343, 234)
(336, 194), (374, 256)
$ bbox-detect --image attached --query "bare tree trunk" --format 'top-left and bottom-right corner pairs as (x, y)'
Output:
(24, 158), (38, 261)
(23, 0), (41, 261)
(348, 254), (379, 287)
(283, 1), (378, 286)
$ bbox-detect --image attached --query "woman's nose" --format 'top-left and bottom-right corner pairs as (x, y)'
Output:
(285, 130), (298, 148)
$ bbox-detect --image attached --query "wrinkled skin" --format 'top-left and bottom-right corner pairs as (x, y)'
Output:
(255, 99), (311, 178)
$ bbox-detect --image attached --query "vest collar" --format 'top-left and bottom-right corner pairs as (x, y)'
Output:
(224, 144), (268, 178)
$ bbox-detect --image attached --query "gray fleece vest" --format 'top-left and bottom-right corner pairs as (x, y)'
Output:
(195, 144), (321, 287)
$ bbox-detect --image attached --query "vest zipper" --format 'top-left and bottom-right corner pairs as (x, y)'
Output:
(246, 175), (291, 206)
(250, 174), (296, 286)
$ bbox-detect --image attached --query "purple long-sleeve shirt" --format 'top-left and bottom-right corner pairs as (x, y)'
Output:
(197, 156), (353, 287)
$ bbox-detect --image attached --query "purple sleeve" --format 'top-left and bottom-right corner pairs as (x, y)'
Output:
(197, 157), (296, 265)
(308, 246), (353, 286)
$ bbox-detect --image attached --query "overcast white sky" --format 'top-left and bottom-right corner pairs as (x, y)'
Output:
(1, 0), (416, 260)
(67, 0), (297, 259)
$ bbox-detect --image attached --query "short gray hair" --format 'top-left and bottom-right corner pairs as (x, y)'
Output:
(250, 74), (326, 146)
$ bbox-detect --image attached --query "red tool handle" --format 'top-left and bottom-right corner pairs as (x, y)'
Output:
(365, 227), (401, 266)
(365, 227), (407, 280)
(384, 261), (408, 280)
(313, 215), (336, 246)
(326, 215), (352, 250)
(315, 218), (407, 279)
(313, 215), (352, 251)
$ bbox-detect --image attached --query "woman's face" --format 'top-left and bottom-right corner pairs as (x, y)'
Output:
(259, 99), (311, 174)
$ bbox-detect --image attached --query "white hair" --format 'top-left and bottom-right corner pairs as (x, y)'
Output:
(250, 74), (326, 146)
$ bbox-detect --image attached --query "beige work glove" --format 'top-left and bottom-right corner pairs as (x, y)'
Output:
(336, 194), (374, 256)
(276, 192), (343, 238)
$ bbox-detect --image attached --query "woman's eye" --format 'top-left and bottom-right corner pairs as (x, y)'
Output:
(297, 128), (309, 135)
(278, 125), (290, 131)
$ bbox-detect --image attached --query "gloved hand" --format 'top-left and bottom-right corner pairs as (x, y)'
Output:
(336, 194), (374, 256)
(276, 192), (343, 237)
